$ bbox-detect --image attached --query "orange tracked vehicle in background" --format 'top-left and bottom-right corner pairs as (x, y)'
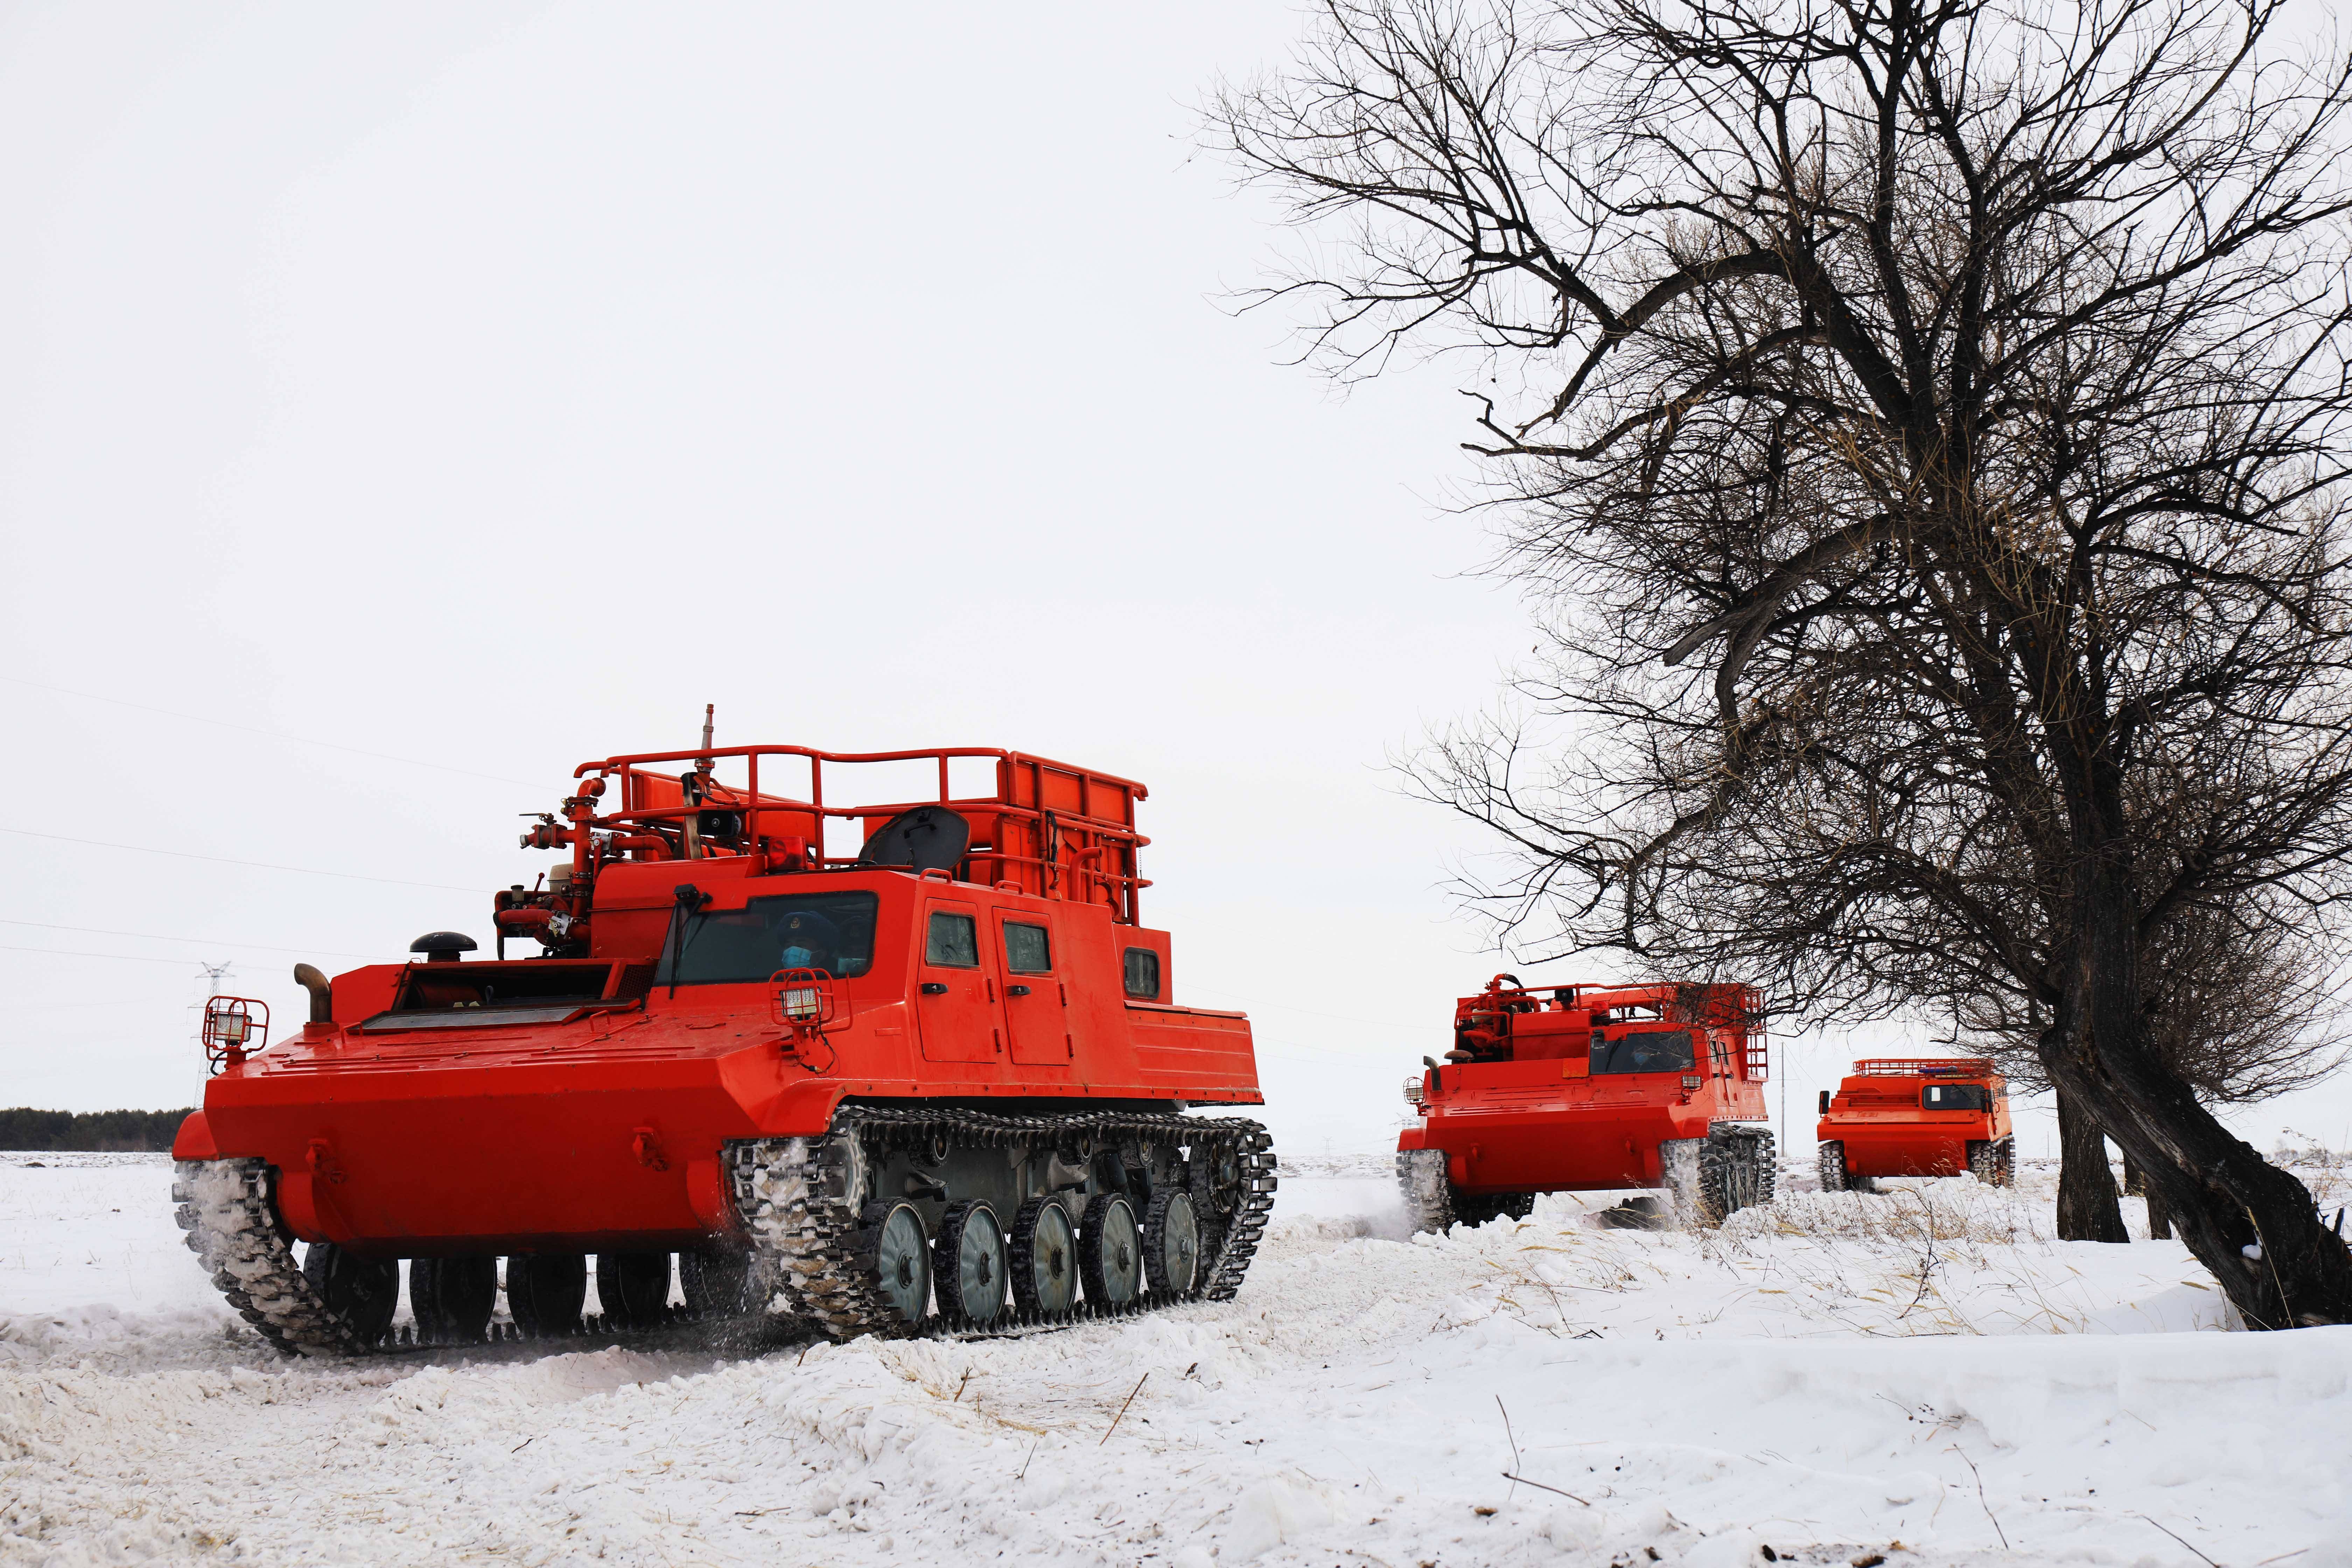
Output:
(1395, 975), (1775, 1231)
(1815, 1057), (2013, 1191)
(173, 727), (1275, 1353)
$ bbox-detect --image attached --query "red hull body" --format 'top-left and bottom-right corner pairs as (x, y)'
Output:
(177, 744), (1260, 1259)
(1396, 980), (1768, 1195)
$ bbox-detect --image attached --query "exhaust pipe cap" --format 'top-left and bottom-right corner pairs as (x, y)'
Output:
(410, 931), (478, 964)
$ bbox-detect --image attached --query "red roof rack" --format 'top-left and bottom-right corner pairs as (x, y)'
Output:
(549, 744), (1153, 923)
(1852, 1057), (1996, 1078)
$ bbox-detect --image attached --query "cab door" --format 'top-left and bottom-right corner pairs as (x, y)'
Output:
(915, 901), (1005, 1064)
(996, 912), (1070, 1064)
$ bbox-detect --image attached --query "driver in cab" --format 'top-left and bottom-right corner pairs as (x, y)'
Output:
(775, 910), (839, 975)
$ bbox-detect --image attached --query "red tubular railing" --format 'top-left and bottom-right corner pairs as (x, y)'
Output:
(1852, 1058), (1996, 1078)
(565, 744), (1153, 924)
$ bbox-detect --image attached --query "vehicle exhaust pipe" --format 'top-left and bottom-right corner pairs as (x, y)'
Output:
(293, 963), (332, 1024)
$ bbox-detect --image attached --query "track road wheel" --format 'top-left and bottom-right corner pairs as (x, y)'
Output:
(1818, 1141), (1849, 1193)
(680, 1244), (756, 1318)
(596, 1251), (673, 1328)
(409, 1257), (497, 1344)
(1188, 1144), (1244, 1223)
(933, 1201), (1008, 1325)
(1079, 1193), (1142, 1309)
(1395, 1149), (1455, 1235)
(1011, 1197), (1077, 1318)
(1143, 1190), (1201, 1296)
(506, 1253), (588, 1337)
(860, 1201), (932, 1328)
(301, 1244), (400, 1346)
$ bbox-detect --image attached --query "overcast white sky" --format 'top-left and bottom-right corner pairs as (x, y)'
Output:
(2, 2), (2345, 1164)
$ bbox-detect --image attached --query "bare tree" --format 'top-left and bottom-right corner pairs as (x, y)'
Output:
(1210, 0), (2352, 1323)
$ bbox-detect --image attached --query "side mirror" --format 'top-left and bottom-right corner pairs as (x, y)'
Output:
(1818, 1089), (1831, 1115)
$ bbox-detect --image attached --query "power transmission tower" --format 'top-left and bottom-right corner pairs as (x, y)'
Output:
(189, 960), (234, 1107)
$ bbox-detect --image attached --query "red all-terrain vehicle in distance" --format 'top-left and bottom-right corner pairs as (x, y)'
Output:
(1395, 976), (1776, 1231)
(173, 729), (1275, 1354)
(1815, 1058), (2014, 1191)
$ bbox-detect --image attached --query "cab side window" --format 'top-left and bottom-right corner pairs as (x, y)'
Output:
(926, 911), (979, 967)
(1923, 1084), (1990, 1111)
(1123, 946), (1161, 1000)
(1004, 922), (1052, 974)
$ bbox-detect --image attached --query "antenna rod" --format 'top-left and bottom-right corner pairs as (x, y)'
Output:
(700, 703), (714, 761)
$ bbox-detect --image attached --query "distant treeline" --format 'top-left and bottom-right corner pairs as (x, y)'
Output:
(0, 1107), (193, 1152)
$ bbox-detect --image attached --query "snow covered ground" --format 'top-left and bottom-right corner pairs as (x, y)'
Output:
(3, 1152), (2347, 1567)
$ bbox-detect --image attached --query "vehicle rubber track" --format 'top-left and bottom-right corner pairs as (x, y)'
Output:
(175, 1108), (1275, 1355)
(1699, 1126), (1776, 1220)
(734, 1105), (1277, 1340)
(1394, 1148), (1452, 1236)
(1968, 1135), (2017, 1189)
(174, 1159), (719, 1356)
(173, 1159), (372, 1356)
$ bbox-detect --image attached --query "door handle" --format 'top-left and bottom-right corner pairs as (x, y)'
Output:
(920, 982), (948, 995)
(1007, 985), (1032, 997)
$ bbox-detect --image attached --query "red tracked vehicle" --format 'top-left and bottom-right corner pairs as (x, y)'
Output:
(1815, 1058), (2014, 1192)
(172, 732), (1276, 1354)
(1394, 975), (1776, 1231)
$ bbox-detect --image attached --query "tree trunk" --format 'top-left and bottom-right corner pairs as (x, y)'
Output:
(2053, 862), (2352, 1326)
(2073, 1056), (2345, 1324)
(2055, 1084), (2129, 1242)
(2124, 1152), (2174, 1238)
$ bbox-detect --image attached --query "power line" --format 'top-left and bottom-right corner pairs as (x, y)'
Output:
(0, 943), (238, 968)
(0, 827), (481, 891)
(0, 673), (546, 788)
(0, 918), (383, 960)
(25, 992), (190, 1012)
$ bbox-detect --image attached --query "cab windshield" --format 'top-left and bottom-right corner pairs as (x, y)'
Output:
(656, 891), (880, 985)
